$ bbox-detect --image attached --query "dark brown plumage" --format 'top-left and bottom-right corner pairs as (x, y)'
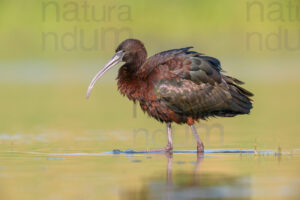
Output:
(86, 39), (253, 153)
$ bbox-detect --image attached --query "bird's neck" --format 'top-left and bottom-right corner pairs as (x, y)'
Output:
(117, 64), (145, 101)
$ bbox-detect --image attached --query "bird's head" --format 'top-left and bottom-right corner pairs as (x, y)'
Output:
(86, 39), (147, 99)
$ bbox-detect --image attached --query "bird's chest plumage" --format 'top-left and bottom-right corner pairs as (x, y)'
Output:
(117, 66), (145, 102)
(117, 77), (142, 101)
(117, 66), (156, 101)
(117, 65), (186, 123)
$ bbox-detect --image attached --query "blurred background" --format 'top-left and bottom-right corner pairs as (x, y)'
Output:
(0, 0), (299, 148)
(0, 0), (299, 199)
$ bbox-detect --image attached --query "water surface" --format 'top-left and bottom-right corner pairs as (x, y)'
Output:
(0, 143), (299, 200)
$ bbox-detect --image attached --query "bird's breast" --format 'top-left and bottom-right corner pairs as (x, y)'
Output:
(117, 78), (141, 100)
(117, 78), (158, 101)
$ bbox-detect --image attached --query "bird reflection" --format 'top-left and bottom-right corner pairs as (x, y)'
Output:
(122, 153), (250, 200)
(165, 152), (204, 186)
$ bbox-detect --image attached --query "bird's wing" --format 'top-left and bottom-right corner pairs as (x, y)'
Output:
(155, 79), (238, 118)
(151, 49), (253, 118)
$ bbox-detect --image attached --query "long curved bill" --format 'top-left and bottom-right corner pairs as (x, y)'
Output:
(86, 50), (125, 99)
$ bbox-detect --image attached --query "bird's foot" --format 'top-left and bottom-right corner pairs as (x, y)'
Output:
(197, 143), (204, 153)
(138, 144), (173, 153)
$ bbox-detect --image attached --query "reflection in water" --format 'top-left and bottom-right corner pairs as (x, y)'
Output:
(122, 153), (251, 200)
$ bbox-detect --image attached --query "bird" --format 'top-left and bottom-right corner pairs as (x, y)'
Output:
(86, 38), (253, 153)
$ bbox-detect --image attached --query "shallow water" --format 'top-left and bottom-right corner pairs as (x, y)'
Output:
(0, 144), (299, 200)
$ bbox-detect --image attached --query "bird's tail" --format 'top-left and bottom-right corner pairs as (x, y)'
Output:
(223, 75), (254, 116)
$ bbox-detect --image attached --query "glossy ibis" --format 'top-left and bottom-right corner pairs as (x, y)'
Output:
(86, 39), (253, 152)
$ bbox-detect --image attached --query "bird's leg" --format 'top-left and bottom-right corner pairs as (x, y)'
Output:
(165, 122), (173, 151)
(150, 122), (173, 152)
(190, 125), (204, 153)
(137, 123), (173, 152)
